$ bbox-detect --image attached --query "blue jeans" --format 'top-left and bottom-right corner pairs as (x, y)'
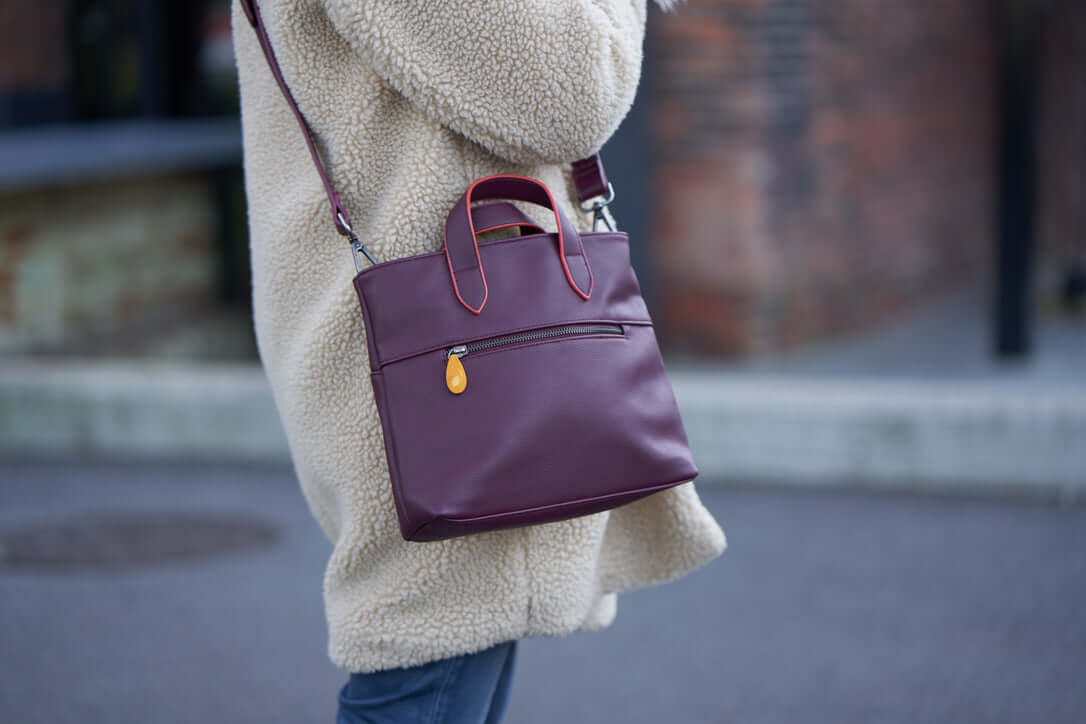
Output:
(336, 640), (518, 724)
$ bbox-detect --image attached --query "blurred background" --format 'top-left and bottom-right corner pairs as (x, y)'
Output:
(1, 1), (1083, 723)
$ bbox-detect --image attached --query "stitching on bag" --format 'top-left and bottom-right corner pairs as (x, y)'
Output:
(531, 174), (593, 300)
(355, 281), (383, 375)
(377, 319), (651, 368)
(474, 221), (544, 235)
(353, 231), (627, 278)
(445, 190), (488, 314)
(422, 174), (597, 313)
(354, 233), (643, 368)
(453, 329), (626, 363)
(370, 371), (411, 533)
(440, 475), (694, 524)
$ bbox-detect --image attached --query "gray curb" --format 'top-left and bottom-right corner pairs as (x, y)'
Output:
(2, 361), (1083, 496)
(0, 360), (288, 462)
(672, 372), (1086, 498)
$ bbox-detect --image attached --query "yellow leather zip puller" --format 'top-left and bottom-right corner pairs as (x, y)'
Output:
(446, 347), (467, 394)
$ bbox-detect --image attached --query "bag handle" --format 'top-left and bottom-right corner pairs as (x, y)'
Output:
(237, 0), (614, 270)
(470, 201), (545, 237)
(444, 174), (593, 315)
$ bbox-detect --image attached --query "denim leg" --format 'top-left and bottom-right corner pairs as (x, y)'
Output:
(337, 640), (519, 724)
(483, 639), (517, 724)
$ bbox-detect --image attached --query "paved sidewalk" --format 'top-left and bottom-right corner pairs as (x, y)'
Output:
(1, 456), (1083, 723)
(1, 286), (1083, 494)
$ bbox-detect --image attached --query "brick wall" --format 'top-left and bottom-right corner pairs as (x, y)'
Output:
(0, 0), (71, 124)
(648, 0), (995, 356)
(0, 174), (220, 355)
(0, 1), (68, 90)
(1036, 0), (1085, 293)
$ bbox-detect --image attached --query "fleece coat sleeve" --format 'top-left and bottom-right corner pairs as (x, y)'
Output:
(318, 0), (648, 165)
(232, 0), (726, 674)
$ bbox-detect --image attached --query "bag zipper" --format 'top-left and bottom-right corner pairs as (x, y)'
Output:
(444, 323), (624, 394)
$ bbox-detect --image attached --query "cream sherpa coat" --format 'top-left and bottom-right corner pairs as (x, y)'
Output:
(231, 0), (726, 674)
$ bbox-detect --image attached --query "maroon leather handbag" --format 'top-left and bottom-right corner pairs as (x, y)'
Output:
(240, 0), (698, 541)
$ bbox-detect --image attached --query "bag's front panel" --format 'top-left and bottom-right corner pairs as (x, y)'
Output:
(353, 233), (651, 369)
(377, 322), (697, 540)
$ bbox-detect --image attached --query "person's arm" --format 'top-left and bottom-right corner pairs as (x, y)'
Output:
(319, 0), (647, 166)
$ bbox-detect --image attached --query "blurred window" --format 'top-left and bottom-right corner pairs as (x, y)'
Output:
(0, 0), (237, 128)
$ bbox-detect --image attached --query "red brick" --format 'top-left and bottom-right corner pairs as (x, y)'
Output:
(648, 0), (996, 356)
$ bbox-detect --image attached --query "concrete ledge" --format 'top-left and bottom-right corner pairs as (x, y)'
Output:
(2, 360), (1084, 496)
(0, 119), (242, 192)
(673, 372), (1086, 497)
(0, 360), (288, 462)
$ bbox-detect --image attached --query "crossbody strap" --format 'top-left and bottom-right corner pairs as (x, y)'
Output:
(237, 0), (616, 269)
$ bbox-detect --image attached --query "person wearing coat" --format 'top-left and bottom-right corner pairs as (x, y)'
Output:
(231, 0), (727, 720)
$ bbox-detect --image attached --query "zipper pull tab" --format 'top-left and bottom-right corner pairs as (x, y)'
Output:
(446, 346), (468, 394)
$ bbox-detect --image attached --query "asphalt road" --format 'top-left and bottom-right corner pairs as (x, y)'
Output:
(1, 456), (1083, 723)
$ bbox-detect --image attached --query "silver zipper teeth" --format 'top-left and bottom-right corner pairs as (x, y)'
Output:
(456, 324), (623, 356)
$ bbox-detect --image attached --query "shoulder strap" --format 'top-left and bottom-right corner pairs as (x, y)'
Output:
(237, 0), (613, 248)
(239, 0), (354, 237)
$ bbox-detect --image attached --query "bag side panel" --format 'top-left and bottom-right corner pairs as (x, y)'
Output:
(379, 323), (698, 539)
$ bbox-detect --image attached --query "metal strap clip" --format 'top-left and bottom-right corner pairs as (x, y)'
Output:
(337, 212), (379, 272)
(578, 182), (617, 232)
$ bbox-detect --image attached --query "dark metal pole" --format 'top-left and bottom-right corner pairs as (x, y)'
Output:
(138, 0), (167, 117)
(993, 0), (1041, 358)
